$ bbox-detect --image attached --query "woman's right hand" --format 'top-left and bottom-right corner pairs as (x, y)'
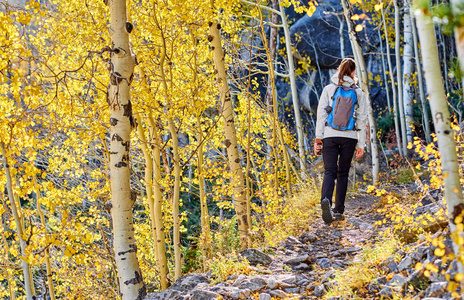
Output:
(314, 138), (322, 156)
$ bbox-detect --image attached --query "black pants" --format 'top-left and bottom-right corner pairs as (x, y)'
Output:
(321, 137), (357, 214)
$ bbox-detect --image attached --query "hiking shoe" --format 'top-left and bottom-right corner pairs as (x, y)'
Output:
(333, 213), (344, 221)
(321, 198), (333, 224)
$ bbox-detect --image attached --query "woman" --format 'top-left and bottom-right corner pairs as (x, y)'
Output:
(314, 58), (367, 224)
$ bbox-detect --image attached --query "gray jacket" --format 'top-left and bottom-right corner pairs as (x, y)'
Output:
(315, 72), (367, 149)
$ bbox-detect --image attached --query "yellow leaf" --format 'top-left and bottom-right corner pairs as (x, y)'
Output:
(351, 14), (360, 20)
(307, 5), (316, 17)
(355, 25), (363, 32)
(455, 273), (464, 281)
(374, 3), (384, 11)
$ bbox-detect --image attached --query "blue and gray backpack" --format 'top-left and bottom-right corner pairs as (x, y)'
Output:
(325, 84), (358, 131)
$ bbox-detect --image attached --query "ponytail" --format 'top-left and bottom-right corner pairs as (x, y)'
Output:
(338, 58), (356, 85)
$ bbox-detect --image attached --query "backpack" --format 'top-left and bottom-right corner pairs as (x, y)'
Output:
(325, 84), (358, 131)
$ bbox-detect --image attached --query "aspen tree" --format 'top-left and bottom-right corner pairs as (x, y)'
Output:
(341, 0), (379, 182)
(402, 5), (415, 144)
(1, 143), (35, 300)
(107, 0), (146, 298)
(394, 0), (408, 156)
(415, 6), (464, 291)
(409, 10), (432, 143)
(381, 5), (403, 155)
(451, 0), (464, 88)
(208, 17), (250, 249)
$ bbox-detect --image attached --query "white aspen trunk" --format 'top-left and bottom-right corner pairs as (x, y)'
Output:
(378, 28), (391, 112)
(33, 176), (55, 300)
(402, 5), (415, 145)
(342, 0), (380, 182)
(415, 9), (464, 290)
(147, 114), (170, 290)
(340, 18), (345, 59)
(394, 0), (408, 156)
(279, 1), (306, 171)
(208, 20), (249, 249)
(107, 0), (146, 298)
(382, 7), (403, 156)
(410, 11), (432, 143)
(1, 143), (35, 299)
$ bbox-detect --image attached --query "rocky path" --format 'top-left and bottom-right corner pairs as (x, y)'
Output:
(145, 190), (457, 300)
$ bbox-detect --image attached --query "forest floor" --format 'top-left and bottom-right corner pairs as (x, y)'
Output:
(146, 183), (456, 300)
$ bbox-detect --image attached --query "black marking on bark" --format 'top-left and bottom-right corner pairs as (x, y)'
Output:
(207, 35), (213, 42)
(435, 112), (444, 123)
(126, 22), (133, 33)
(444, 130), (451, 135)
(112, 134), (123, 142)
(235, 158), (240, 163)
(129, 115), (137, 129)
(129, 73), (134, 85)
(131, 190), (137, 205)
(211, 46), (215, 51)
(110, 72), (122, 85)
(109, 151), (118, 155)
(114, 162), (127, 168)
(208, 21), (213, 27)
(110, 118), (118, 126)
(121, 257), (126, 260)
(137, 284), (147, 300)
(122, 141), (130, 152)
(218, 78), (222, 84)
(122, 154), (129, 161)
(242, 215), (248, 227)
(225, 94), (231, 102)
(124, 271), (143, 286)
(224, 139), (231, 148)
(453, 203), (464, 224)
(118, 243), (137, 256)
(217, 23), (221, 30)
(214, 69), (218, 75)
(122, 101), (132, 117)
(103, 0), (108, 6)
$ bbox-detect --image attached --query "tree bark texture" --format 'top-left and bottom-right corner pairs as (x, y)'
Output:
(394, 0), (408, 156)
(410, 11), (432, 143)
(415, 9), (464, 290)
(208, 21), (249, 249)
(107, 0), (146, 298)
(402, 6), (415, 145)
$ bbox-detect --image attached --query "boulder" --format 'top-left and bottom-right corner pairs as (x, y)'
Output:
(239, 248), (272, 266)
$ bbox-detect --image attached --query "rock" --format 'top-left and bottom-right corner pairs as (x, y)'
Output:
(227, 274), (238, 281)
(368, 276), (387, 293)
(231, 288), (251, 300)
(267, 278), (278, 289)
(285, 255), (312, 265)
(425, 282), (447, 297)
(286, 236), (302, 245)
(144, 274), (210, 299)
(322, 270), (336, 283)
(284, 287), (300, 294)
(406, 270), (430, 289)
(387, 274), (406, 287)
(292, 263), (311, 270)
(398, 256), (414, 272)
(269, 289), (288, 298)
(412, 246), (429, 261)
(259, 293), (272, 300)
(232, 274), (247, 287)
(379, 286), (394, 298)
(381, 256), (399, 273)
(314, 284), (327, 297)
(190, 289), (218, 300)
(298, 232), (317, 243)
(316, 258), (332, 268)
(239, 249), (272, 266)
(239, 277), (267, 291)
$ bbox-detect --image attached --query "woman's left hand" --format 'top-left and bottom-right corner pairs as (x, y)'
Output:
(355, 147), (364, 159)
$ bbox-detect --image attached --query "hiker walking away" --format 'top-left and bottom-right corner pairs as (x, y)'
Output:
(314, 58), (367, 224)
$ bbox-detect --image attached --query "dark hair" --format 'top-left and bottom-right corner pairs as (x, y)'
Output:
(338, 58), (356, 85)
